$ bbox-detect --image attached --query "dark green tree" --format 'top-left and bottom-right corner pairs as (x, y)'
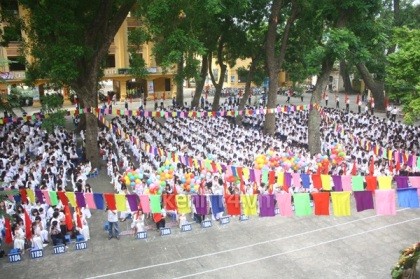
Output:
(18, 0), (137, 168)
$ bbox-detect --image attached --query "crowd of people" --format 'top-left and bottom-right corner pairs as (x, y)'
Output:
(0, 91), (419, 253)
(0, 119), (99, 253)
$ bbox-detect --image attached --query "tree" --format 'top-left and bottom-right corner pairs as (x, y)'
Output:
(19, 0), (137, 168)
(386, 27), (420, 123)
(307, 0), (382, 155)
(135, 0), (206, 107)
(264, 0), (299, 135)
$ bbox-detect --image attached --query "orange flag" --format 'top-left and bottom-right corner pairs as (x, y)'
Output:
(24, 210), (32, 239)
(64, 205), (74, 231)
(5, 218), (13, 244)
(76, 207), (83, 229)
(351, 161), (357, 175)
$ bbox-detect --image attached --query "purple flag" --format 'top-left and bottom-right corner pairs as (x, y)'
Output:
(75, 192), (86, 208)
(193, 195), (207, 215)
(332, 175), (343, 191)
(353, 191), (374, 212)
(35, 189), (44, 203)
(259, 194), (276, 217)
(395, 176), (409, 189)
(250, 169), (255, 182)
(126, 194), (139, 211)
(284, 173), (292, 188)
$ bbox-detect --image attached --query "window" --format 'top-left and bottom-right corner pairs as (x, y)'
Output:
(106, 54), (115, 68)
(8, 56), (25, 71)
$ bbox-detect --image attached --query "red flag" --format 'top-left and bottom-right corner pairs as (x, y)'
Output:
(389, 160), (394, 173)
(240, 180), (245, 194)
(4, 218), (13, 244)
(24, 210), (32, 239)
(20, 189), (28, 204)
(64, 205), (74, 231)
(76, 207), (83, 229)
(369, 158), (375, 176)
(396, 160), (401, 172)
(351, 161), (357, 175)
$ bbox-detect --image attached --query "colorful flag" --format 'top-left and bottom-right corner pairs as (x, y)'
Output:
(330, 192), (351, 217)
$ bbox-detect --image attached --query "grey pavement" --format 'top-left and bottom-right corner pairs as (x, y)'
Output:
(1, 89), (418, 278)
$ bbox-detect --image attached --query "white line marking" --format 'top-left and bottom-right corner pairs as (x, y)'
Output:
(86, 209), (411, 279)
(173, 217), (420, 279)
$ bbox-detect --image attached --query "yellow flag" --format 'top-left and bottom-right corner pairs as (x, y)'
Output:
(330, 192), (351, 216)
(176, 195), (191, 214)
(377, 176), (392, 190)
(27, 189), (36, 203)
(65, 192), (76, 207)
(243, 167), (250, 180)
(321, 174), (332, 191)
(276, 171), (284, 186)
(241, 194), (257, 216)
(115, 194), (127, 211)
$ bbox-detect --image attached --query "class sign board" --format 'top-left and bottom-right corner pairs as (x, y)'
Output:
(136, 231), (147, 239)
(53, 244), (66, 255)
(201, 220), (212, 228)
(240, 215), (249, 221)
(75, 241), (88, 251)
(160, 228), (171, 236)
(219, 217), (230, 225)
(31, 249), (44, 259)
(8, 252), (22, 263)
(181, 224), (192, 232)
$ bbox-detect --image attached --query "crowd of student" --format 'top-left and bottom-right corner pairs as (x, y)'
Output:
(0, 93), (419, 252)
(0, 120), (100, 253)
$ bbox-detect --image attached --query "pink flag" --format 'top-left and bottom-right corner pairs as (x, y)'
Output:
(275, 192), (293, 217)
(341, 175), (352, 191)
(139, 195), (151, 213)
(254, 169), (262, 185)
(42, 190), (51, 205)
(84, 193), (96, 209)
(408, 177), (420, 188)
(226, 165), (233, 177)
(291, 173), (301, 188)
(375, 190), (396, 215)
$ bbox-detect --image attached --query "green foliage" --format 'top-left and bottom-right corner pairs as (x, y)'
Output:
(386, 27), (420, 124)
(40, 93), (64, 113)
(40, 110), (66, 133)
(39, 93), (66, 132)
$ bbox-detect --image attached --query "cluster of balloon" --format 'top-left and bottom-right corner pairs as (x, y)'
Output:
(328, 143), (346, 166)
(254, 150), (310, 172)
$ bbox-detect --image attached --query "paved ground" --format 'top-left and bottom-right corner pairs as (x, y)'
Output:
(1, 89), (418, 278)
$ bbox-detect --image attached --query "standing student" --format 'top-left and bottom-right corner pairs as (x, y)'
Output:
(324, 92), (329, 106)
(357, 94), (362, 113)
(345, 94), (350, 112)
(335, 94), (340, 109)
(370, 97), (375, 115)
(107, 208), (119, 240)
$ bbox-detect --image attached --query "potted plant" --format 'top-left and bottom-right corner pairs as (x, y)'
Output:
(391, 242), (420, 279)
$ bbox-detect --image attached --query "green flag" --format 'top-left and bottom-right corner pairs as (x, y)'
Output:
(261, 169), (269, 184)
(49, 191), (58, 206)
(293, 193), (312, 216)
(150, 195), (162, 213)
(351, 176), (364, 191)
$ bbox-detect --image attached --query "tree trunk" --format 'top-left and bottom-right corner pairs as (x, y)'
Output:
(264, 0), (298, 135)
(340, 60), (355, 94)
(236, 58), (257, 125)
(308, 58), (334, 156)
(176, 56), (184, 106)
(211, 71), (225, 111)
(209, 39), (227, 111)
(74, 82), (101, 169)
(191, 55), (208, 108)
(356, 63), (385, 111)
